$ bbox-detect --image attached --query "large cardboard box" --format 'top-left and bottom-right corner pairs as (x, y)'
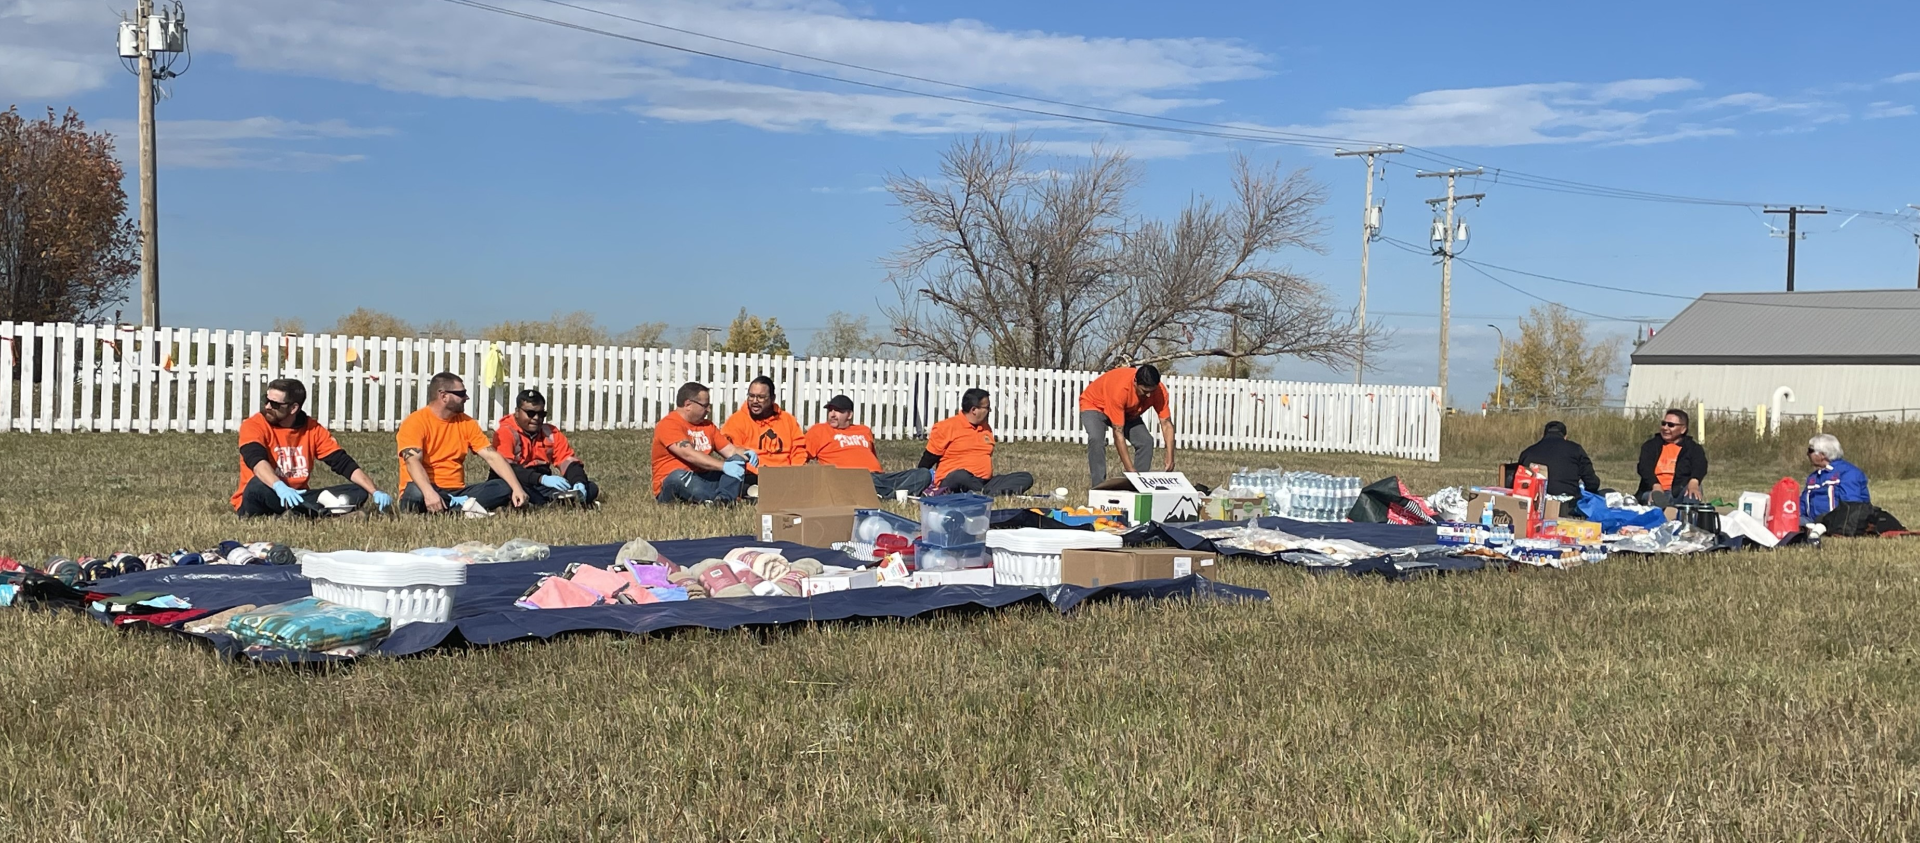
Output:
(1461, 489), (1559, 539)
(1088, 472), (1205, 524)
(757, 465), (877, 546)
(1202, 492), (1269, 522)
(1060, 547), (1217, 587)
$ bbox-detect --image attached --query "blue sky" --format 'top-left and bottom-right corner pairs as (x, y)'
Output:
(5, 0), (1918, 407)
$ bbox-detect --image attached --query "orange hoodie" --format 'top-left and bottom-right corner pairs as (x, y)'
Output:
(720, 401), (808, 468)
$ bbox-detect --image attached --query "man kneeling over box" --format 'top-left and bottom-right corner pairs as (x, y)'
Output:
(1060, 548), (1217, 587)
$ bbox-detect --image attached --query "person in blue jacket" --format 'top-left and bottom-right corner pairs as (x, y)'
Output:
(1802, 433), (1870, 520)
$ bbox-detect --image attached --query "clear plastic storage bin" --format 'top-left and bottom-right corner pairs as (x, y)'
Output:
(918, 493), (992, 547)
(913, 540), (991, 572)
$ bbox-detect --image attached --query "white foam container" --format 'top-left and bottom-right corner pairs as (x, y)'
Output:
(985, 528), (1122, 587)
(301, 550), (468, 626)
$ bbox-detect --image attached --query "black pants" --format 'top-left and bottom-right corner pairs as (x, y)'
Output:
(399, 480), (514, 513)
(236, 479), (368, 518)
(493, 464), (600, 506)
(940, 469), (1035, 497)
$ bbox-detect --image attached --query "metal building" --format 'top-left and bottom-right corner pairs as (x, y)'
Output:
(1624, 289), (1920, 420)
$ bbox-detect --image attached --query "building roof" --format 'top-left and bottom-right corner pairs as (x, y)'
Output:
(1631, 289), (1920, 365)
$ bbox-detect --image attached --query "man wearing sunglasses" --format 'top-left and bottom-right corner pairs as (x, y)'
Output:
(232, 378), (391, 517)
(651, 381), (757, 504)
(492, 388), (598, 507)
(396, 372), (530, 514)
(1634, 408), (1709, 504)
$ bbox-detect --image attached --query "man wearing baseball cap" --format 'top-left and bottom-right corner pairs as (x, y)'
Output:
(804, 394), (931, 498)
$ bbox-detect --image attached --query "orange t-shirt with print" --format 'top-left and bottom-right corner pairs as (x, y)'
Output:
(231, 412), (344, 509)
(396, 408), (492, 491)
(651, 411), (733, 495)
(926, 413), (995, 485)
(806, 422), (883, 472)
(1654, 442), (1681, 490)
(720, 402), (808, 468)
(1078, 367), (1170, 426)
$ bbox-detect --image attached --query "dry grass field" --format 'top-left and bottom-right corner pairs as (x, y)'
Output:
(2, 415), (1919, 841)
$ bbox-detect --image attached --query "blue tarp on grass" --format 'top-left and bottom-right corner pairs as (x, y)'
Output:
(82, 536), (1268, 662)
(1124, 516), (1489, 578)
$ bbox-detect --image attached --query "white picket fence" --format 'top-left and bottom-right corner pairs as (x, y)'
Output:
(0, 320), (1442, 460)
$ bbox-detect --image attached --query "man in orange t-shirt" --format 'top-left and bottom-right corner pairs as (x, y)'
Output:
(492, 388), (598, 507)
(396, 372), (530, 515)
(920, 388), (1034, 497)
(1077, 364), (1176, 484)
(652, 381), (757, 504)
(233, 377), (391, 516)
(721, 376), (807, 486)
(806, 394), (931, 498)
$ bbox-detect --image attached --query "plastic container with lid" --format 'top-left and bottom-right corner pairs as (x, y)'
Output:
(918, 493), (992, 547)
(984, 528), (1123, 587)
(300, 550), (467, 626)
(912, 540), (991, 572)
(853, 508), (921, 544)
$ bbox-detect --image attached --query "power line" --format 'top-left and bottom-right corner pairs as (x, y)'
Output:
(437, 0), (1920, 223)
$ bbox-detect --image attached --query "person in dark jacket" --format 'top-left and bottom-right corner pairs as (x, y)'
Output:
(1635, 408), (1708, 502)
(1516, 420), (1603, 498)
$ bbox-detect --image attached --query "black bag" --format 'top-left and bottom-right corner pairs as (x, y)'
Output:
(1818, 502), (1906, 537)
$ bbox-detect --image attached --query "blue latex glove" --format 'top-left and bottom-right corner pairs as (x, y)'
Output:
(371, 490), (393, 511)
(571, 482), (587, 495)
(270, 481), (306, 509)
(449, 495), (472, 507)
(744, 450), (761, 469)
(539, 475), (571, 492)
(721, 460), (747, 480)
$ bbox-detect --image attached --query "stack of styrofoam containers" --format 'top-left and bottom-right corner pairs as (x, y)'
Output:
(984, 528), (1122, 586)
(915, 493), (992, 572)
(301, 550), (467, 626)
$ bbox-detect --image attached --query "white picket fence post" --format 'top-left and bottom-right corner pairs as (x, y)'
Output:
(0, 319), (1442, 460)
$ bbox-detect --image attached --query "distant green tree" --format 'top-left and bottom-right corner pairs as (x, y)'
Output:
(1493, 304), (1623, 408)
(719, 308), (791, 356)
(807, 311), (880, 358)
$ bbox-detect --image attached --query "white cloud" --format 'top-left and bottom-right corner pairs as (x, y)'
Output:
(96, 117), (393, 169)
(1250, 79), (1700, 148)
(1885, 72), (1920, 84)
(1865, 101), (1915, 119)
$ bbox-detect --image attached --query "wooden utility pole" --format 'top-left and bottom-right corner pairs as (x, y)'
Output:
(1764, 206), (1826, 292)
(1333, 146), (1401, 384)
(1910, 206), (1919, 289)
(137, 0), (159, 327)
(1419, 169), (1484, 410)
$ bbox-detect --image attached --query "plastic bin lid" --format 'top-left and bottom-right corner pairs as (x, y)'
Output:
(983, 528), (1122, 553)
(918, 493), (992, 508)
(911, 539), (988, 553)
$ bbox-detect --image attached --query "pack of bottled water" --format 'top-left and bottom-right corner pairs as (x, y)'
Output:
(1230, 469), (1363, 522)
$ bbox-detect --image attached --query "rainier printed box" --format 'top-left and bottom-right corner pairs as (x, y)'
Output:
(1202, 492), (1269, 522)
(757, 465), (878, 546)
(1059, 548), (1216, 587)
(1088, 472), (1205, 524)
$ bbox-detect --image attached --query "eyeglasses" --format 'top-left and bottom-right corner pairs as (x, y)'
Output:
(263, 398), (294, 410)
(442, 389), (469, 399)
(690, 400), (710, 409)
(1659, 421), (1682, 428)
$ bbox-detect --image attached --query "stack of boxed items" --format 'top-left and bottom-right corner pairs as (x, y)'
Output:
(1438, 464), (1607, 568)
(909, 492), (996, 586)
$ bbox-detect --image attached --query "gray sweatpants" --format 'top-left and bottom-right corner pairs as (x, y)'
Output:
(1082, 410), (1153, 484)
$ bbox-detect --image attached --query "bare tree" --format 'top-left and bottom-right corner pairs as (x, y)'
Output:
(884, 133), (1374, 372)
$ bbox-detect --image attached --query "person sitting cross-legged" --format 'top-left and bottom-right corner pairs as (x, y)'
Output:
(652, 381), (758, 504)
(805, 393), (931, 499)
(232, 377), (391, 517)
(921, 388), (1034, 497)
(396, 372), (530, 515)
(492, 388), (599, 507)
(721, 375), (807, 486)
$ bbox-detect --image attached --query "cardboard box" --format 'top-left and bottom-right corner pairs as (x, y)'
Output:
(1088, 472), (1205, 524)
(800, 569), (879, 596)
(757, 465), (878, 545)
(1202, 492), (1269, 522)
(1461, 489), (1558, 539)
(1546, 518), (1602, 547)
(1060, 548), (1217, 587)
